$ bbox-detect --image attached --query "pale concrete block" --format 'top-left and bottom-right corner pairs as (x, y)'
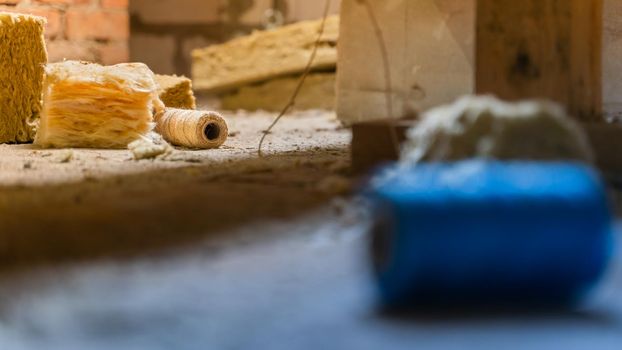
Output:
(336, 0), (622, 123)
(336, 0), (475, 125)
(286, 0), (341, 22)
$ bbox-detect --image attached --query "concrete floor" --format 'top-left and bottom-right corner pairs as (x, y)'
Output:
(0, 110), (621, 349)
(0, 211), (621, 350)
(0, 110), (350, 266)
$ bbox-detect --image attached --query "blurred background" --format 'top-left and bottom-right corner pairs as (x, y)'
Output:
(1, 2), (622, 350)
(0, 0), (341, 76)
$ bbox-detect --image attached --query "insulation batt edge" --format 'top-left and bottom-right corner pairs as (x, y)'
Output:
(402, 95), (594, 165)
(35, 61), (164, 149)
(0, 12), (47, 143)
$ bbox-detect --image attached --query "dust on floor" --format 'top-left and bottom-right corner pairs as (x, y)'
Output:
(0, 110), (348, 186)
(0, 110), (353, 267)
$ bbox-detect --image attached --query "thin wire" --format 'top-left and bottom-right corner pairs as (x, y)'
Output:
(258, 0), (332, 157)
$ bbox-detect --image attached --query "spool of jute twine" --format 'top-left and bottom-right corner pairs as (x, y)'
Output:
(156, 108), (228, 149)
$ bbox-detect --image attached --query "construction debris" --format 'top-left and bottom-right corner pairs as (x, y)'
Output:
(402, 95), (594, 164)
(35, 61), (164, 149)
(128, 137), (173, 160)
(53, 150), (74, 164)
(192, 16), (339, 93)
(0, 12), (47, 143)
(220, 72), (335, 112)
(155, 74), (197, 110)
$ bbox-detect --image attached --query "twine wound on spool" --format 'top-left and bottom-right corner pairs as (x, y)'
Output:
(156, 108), (228, 149)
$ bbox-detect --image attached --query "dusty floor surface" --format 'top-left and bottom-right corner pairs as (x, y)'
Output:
(0, 109), (349, 186)
(0, 110), (351, 265)
(0, 204), (621, 350)
(1, 110), (622, 349)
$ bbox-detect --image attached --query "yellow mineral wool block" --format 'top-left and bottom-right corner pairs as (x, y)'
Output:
(0, 12), (47, 143)
(192, 16), (339, 92)
(155, 74), (197, 110)
(35, 61), (164, 149)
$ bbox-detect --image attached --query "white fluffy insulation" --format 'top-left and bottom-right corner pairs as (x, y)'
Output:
(402, 95), (594, 164)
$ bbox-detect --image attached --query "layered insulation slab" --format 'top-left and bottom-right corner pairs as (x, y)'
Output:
(192, 16), (339, 92)
(0, 12), (47, 143)
(155, 74), (197, 110)
(403, 95), (594, 164)
(35, 61), (163, 149)
(221, 72), (336, 112)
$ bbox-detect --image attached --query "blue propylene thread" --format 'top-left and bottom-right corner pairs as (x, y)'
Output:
(366, 161), (615, 308)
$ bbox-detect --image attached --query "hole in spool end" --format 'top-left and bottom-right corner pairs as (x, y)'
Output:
(204, 123), (220, 141)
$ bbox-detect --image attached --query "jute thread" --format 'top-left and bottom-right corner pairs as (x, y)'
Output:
(257, 0), (332, 156)
(156, 108), (228, 149)
(257, 0), (400, 156)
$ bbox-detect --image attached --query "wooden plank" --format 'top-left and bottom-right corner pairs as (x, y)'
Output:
(583, 122), (622, 180)
(351, 119), (413, 174)
(476, 0), (603, 121)
(603, 0), (622, 120)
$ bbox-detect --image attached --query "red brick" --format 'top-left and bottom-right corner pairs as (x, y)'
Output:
(47, 40), (97, 63)
(0, 6), (62, 39)
(66, 9), (129, 41)
(101, 0), (127, 9)
(97, 41), (129, 65)
(24, 7), (62, 38)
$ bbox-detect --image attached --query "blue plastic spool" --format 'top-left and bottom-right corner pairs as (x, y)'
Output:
(367, 161), (614, 308)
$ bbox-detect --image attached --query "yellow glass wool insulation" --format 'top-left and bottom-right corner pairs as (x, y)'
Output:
(35, 61), (165, 149)
(402, 95), (594, 164)
(0, 12), (47, 143)
(192, 16), (339, 92)
(155, 74), (197, 110)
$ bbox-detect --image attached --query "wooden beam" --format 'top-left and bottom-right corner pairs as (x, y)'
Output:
(350, 119), (622, 179)
(351, 119), (412, 174)
(476, 0), (603, 121)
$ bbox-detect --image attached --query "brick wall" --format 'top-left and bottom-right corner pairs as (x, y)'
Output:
(0, 0), (129, 65)
(131, 0), (341, 76)
(0, 0), (338, 72)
